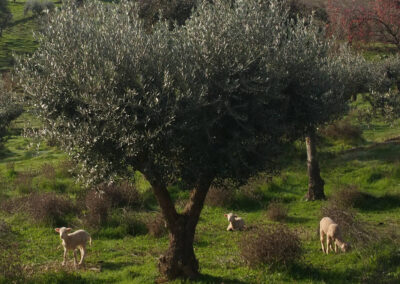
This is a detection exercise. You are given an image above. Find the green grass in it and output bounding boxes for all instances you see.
[0,99,400,283]
[1,1,400,282]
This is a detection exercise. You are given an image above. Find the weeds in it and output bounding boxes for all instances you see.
[240,225,302,268]
[145,213,167,238]
[266,202,288,222]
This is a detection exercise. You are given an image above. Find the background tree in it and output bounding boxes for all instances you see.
[0,0,13,37]
[17,0,370,280]
[0,76,23,140]
[327,0,400,51]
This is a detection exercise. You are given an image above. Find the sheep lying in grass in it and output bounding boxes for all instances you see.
[55,227,92,268]
[319,217,349,254]
[224,213,245,231]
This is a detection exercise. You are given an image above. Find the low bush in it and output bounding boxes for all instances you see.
[205,186,234,207]
[84,182,142,228]
[321,203,376,245]
[329,184,366,208]
[240,225,302,268]
[27,193,76,226]
[14,169,36,194]
[266,202,288,222]
[145,213,167,238]
[0,193,75,226]
[84,189,111,227]
[320,118,363,143]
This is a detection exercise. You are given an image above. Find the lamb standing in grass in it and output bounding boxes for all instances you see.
[55,227,92,268]
[224,213,245,231]
[319,217,349,254]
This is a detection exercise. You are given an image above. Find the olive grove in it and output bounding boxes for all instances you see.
[17,0,371,280]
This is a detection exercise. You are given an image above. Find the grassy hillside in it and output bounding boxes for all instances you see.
[0,0,40,71]
[1,0,400,283]
[1,99,400,283]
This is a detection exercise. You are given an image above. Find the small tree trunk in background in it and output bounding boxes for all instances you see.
[150,178,211,280]
[305,129,325,201]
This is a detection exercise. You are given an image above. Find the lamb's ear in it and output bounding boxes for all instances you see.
[224,214,227,217]
[66,228,72,232]
[55,228,60,232]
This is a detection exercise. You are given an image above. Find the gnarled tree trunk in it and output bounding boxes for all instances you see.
[305,129,325,201]
[150,178,211,281]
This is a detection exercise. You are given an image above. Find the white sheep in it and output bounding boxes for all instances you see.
[55,227,92,268]
[224,213,245,231]
[319,217,349,254]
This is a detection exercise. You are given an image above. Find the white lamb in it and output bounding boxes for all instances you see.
[224,213,245,231]
[55,227,92,268]
[319,217,349,254]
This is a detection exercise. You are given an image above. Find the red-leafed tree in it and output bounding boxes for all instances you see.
[327,0,400,50]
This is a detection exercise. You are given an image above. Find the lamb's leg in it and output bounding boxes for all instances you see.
[227,223,233,231]
[320,231,325,253]
[79,246,86,266]
[62,248,67,266]
[326,236,331,254]
[73,249,78,268]
[334,242,338,253]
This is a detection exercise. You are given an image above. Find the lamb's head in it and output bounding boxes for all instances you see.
[55,227,72,239]
[224,213,236,223]
[340,242,350,252]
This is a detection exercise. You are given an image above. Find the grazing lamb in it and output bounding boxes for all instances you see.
[55,227,92,267]
[319,217,349,254]
[224,213,245,231]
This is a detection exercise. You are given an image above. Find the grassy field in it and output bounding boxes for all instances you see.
[1,101,400,283]
[1,1,400,283]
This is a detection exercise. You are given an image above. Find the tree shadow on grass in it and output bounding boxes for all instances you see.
[355,193,400,212]
[192,273,248,284]
[287,262,356,284]
[101,261,133,271]
[285,216,311,224]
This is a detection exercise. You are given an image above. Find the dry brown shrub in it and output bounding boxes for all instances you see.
[266,202,288,222]
[57,160,75,178]
[145,213,167,238]
[320,118,363,143]
[205,186,233,207]
[41,163,56,180]
[0,193,75,226]
[329,184,366,208]
[14,169,37,194]
[27,193,76,226]
[85,189,112,227]
[240,225,302,267]
[321,203,376,245]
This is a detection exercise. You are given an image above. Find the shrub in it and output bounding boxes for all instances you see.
[41,163,56,180]
[240,225,302,267]
[98,182,141,209]
[320,118,363,143]
[321,203,376,245]
[14,169,36,194]
[329,184,366,208]
[84,189,111,227]
[266,202,288,222]
[145,213,167,238]
[205,186,234,207]
[24,0,54,16]
[27,193,76,226]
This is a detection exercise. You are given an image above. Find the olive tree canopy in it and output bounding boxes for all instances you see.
[17,0,366,279]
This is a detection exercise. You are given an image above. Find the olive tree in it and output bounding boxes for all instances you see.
[367,55,400,121]
[17,0,368,279]
[0,78,22,139]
